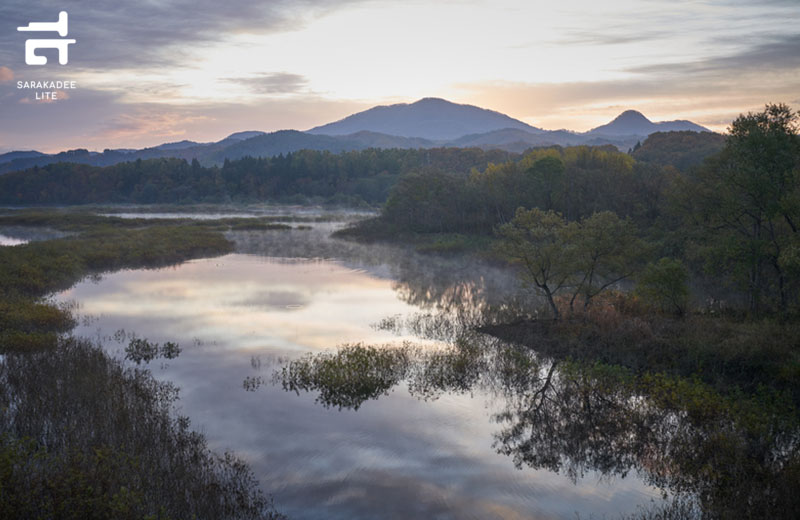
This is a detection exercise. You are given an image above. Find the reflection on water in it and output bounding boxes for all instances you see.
[273,328,800,518]
[0,234,26,246]
[56,225,663,519]
[100,206,376,221]
[0,226,66,246]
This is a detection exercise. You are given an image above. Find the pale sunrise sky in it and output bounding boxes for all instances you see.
[1,0,799,152]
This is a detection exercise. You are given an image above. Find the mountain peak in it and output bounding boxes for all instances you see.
[613,110,651,123]
[413,97,449,104]
[308,97,543,140]
[589,109,708,136]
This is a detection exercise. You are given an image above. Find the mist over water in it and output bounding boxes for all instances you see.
[55,218,664,519]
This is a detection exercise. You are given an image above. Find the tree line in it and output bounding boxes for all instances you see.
[0,147,513,206]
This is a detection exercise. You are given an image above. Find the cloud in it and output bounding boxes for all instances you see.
[453,28,800,133]
[94,106,212,143]
[224,72,309,95]
[554,27,670,47]
[456,71,800,133]
[2,0,798,150]
[0,82,367,152]
[0,0,365,70]
[628,34,800,76]
[0,66,13,82]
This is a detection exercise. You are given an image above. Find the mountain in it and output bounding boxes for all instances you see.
[588,110,710,137]
[224,131,267,141]
[210,130,353,161]
[448,128,588,150]
[308,97,544,140]
[0,100,713,175]
[154,140,202,151]
[340,131,435,149]
[0,150,45,165]
[209,130,436,162]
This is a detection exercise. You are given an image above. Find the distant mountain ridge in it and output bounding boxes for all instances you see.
[308,97,544,140]
[154,140,202,151]
[0,150,46,165]
[0,100,713,174]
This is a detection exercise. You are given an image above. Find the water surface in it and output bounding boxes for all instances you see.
[0,226,65,246]
[56,225,663,519]
[0,234,26,246]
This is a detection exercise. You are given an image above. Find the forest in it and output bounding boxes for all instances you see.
[0,147,513,206]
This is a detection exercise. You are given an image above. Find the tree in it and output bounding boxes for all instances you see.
[569,211,642,311]
[497,208,576,319]
[685,103,800,314]
[498,208,647,319]
[526,156,565,211]
[636,258,690,316]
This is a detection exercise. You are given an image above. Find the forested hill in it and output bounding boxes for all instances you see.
[0,147,514,206]
[632,131,725,171]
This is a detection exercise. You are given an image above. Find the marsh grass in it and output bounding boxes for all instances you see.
[0,338,284,520]
[0,211,285,518]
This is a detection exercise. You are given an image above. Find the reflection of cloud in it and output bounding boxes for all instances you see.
[0,66,12,82]
[224,72,309,95]
[180,353,659,520]
[63,254,424,351]
[235,290,310,311]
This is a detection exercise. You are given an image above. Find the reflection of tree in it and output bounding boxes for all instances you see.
[487,348,800,518]
[494,362,669,480]
[275,344,413,411]
[270,333,800,518]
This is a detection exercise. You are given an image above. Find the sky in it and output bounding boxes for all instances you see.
[0,0,798,153]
